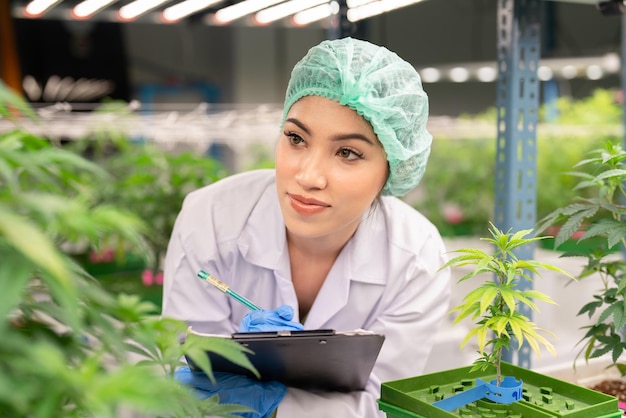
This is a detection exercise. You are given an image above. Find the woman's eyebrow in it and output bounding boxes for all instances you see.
[285,118,310,135]
[285,117,376,146]
[331,133,376,146]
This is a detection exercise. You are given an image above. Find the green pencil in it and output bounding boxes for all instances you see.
[197,269,261,311]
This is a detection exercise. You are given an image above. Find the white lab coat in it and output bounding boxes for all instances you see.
[162,169,451,418]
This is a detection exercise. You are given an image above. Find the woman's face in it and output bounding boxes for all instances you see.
[275,95,389,241]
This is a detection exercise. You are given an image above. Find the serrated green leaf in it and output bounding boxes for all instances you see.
[498,286,516,314]
[519,289,557,306]
[590,344,612,359]
[0,205,70,283]
[556,208,598,247]
[598,303,620,325]
[183,333,259,380]
[578,300,602,317]
[595,168,626,181]
[0,251,33,320]
[479,285,500,314]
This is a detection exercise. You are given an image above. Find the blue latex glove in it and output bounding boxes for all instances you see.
[175,367,286,418]
[239,304,304,332]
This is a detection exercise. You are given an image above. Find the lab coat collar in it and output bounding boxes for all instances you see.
[237,183,286,271]
[305,217,389,328]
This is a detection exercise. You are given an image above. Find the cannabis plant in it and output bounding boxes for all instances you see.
[0,81,254,417]
[442,223,571,385]
[99,143,229,279]
[63,99,229,283]
[537,141,626,375]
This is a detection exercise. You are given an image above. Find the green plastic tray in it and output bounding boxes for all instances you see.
[379,362,621,418]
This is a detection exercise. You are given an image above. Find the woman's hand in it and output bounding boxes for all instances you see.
[239,304,304,332]
[175,367,286,418]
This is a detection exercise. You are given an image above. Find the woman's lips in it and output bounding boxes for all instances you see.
[288,194,330,216]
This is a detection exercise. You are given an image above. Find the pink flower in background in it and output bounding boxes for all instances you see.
[89,248,115,263]
[443,203,464,225]
[142,269,154,286]
[141,270,164,286]
[545,225,586,240]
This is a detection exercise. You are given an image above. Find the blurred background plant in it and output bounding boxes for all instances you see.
[61,100,230,307]
[413,88,620,238]
[0,81,254,417]
[536,140,626,376]
[102,143,228,275]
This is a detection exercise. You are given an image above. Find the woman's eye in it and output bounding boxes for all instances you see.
[286,132,304,145]
[338,147,364,160]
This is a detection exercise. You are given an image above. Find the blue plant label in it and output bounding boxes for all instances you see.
[433,376,523,411]
[482,376,523,404]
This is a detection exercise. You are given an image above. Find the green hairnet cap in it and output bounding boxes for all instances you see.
[281,37,432,197]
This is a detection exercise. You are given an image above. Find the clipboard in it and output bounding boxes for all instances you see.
[186,329,385,392]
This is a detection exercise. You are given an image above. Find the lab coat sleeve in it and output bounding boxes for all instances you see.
[276,232,452,418]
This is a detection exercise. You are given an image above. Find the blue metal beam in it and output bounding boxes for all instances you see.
[495,0,542,368]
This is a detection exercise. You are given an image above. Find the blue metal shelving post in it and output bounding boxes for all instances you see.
[495,0,542,368]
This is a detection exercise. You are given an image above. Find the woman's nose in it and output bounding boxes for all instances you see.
[295,152,327,190]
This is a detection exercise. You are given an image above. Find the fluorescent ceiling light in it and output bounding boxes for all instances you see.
[292,2,334,25]
[118,0,170,19]
[24,0,62,16]
[255,0,327,24]
[561,65,577,79]
[347,0,424,22]
[23,75,42,101]
[214,0,284,23]
[476,66,497,82]
[449,67,469,83]
[586,65,603,80]
[73,0,118,18]
[420,68,440,83]
[537,66,553,81]
[162,0,223,21]
[602,53,620,73]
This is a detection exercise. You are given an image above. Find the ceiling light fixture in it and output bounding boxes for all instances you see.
[476,66,497,82]
[118,0,171,20]
[449,67,470,83]
[586,64,603,80]
[72,0,118,18]
[537,66,553,81]
[214,0,284,24]
[162,0,223,22]
[347,0,424,22]
[561,65,577,79]
[255,0,327,24]
[292,2,333,25]
[420,68,440,83]
[23,0,62,16]
[602,52,620,73]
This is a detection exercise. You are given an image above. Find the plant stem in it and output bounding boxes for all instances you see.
[496,345,502,386]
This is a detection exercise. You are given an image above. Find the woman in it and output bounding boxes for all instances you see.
[162,37,451,418]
